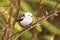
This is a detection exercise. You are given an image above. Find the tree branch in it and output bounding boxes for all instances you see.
[12,10,60,40]
[9,0,21,40]
[2,0,14,40]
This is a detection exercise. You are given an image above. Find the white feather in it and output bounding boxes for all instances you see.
[20,12,32,27]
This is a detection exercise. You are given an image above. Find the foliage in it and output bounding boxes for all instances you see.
[0,0,60,40]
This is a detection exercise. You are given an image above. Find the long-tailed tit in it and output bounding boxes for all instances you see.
[16,12,33,28]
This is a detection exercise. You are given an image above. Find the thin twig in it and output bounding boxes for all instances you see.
[31,0,43,40]
[11,1,60,39]
[0,7,8,26]
[2,0,14,40]
[0,17,6,33]
[9,0,20,40]
[0,13,7,26]
[0,17,6,26]
[12,10,60,40]
[49,1,60,14]
[47,2,60,23]
[35,0,43,17]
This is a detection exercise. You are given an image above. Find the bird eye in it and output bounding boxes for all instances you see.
[28,15,30,16]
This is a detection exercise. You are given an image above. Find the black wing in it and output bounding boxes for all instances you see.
[16,17,24,22]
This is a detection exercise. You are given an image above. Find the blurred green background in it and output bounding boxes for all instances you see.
[0,0,60,40]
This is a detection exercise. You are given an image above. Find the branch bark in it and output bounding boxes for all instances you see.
[9,0,20,40]
[12,10,60,40]
[2,0,14,40]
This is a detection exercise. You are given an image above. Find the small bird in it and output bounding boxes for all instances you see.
[16,12,33,28]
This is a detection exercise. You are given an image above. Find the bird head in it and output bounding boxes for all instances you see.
[24,12,32,18]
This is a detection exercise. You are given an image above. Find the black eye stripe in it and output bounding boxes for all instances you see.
[28,15,32,17]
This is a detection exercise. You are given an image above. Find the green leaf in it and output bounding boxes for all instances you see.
[35,24,42,33]
[41,20,60,36]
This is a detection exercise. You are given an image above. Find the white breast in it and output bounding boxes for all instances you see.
[20,17,32,27]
